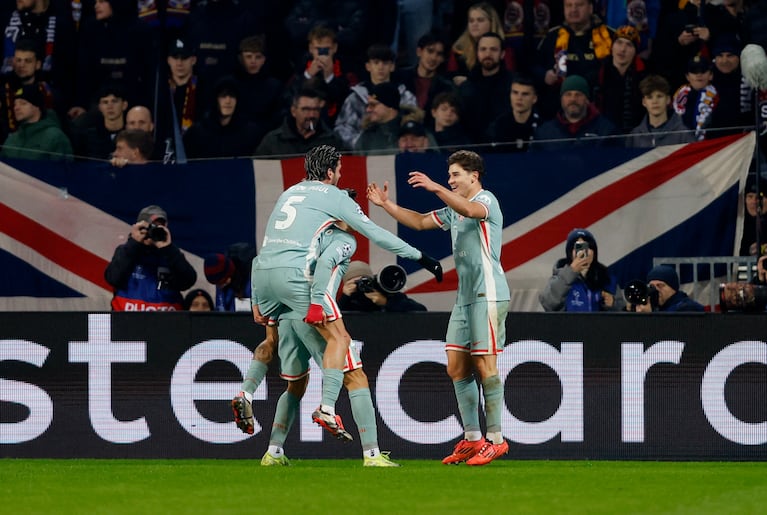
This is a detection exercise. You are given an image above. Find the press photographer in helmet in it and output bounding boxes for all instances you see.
[339,260,427,312]
[539,228,624,312]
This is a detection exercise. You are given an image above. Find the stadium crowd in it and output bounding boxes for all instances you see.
[0,0,765,162]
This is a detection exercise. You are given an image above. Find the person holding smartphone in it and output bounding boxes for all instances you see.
[539,228,625,312]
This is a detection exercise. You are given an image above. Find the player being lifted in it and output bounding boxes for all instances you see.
[233,144,442,446]
[367,150,510,466]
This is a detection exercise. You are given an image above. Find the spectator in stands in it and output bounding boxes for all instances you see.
[534,0,614,118]
[534,74,618,151]
[0,84,72,161]
[285,26,354,127]
[710,35,751,136]
[626,74,695,148]
[672,55,719,141]
[339,260,427,312]
[104,204,197,311]
[71,0,153,117]
[72,83,128,160]
[110,129,153,167]
[632,265,705,312]
[595,25,647,133]
[458,31,514,144]
[447,2,509,87]
[184,76,263,159]
[233,35,284,134]
[739,174,767,257]
[255,87,342,157]
[429,91,471,152]
[398,119,433,153]
[334,43,417,150]
[183,288,214,311]
[397,31,454,118]
[603,0,658,61]
[155,38,200,163]
[355,81,403,153]
[1,0,76,106]
[486,73,540,152]
[125,105,173,162]
[203,244,256,312]
[1,39,61,140]
[125,105,154,133]
[283,0,369,73]
[539,228,624,312]
[185,0,261,102]
[652,0,714,91]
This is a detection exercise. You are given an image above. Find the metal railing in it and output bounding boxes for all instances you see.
[651,256,759,310]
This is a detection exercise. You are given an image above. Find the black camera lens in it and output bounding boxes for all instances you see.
[356,276,376,293]
[147,223,167,242]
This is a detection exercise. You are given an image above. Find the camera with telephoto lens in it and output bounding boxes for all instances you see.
[624,280,659,309]
[356,264,408,294]
[146,222,167,242]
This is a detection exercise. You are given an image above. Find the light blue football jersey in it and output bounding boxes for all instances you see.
[431,189,510,306]
[256,181,420,277]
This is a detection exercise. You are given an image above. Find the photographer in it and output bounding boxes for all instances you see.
[629,265,704,313]
[104,205,197,311]
[539,229,624,312]
[339,260,426,313]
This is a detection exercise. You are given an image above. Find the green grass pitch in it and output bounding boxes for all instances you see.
[2,459,765,514]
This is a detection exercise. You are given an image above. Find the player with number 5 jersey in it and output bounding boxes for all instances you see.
[252,144,443,441]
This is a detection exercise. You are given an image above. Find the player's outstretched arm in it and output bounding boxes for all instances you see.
[408,171,486,219]
[367,181,438,231]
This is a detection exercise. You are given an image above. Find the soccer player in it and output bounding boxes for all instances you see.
[367,150,510,466]
[240,144,441,440]
[234,222,399,466]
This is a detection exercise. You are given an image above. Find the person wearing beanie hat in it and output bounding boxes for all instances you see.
[560,75,591,99]
[595,25,647,132]
[202,243,257,311]
[339,260,426,313]
[204,254,236,285]
[640,265,704,312]
[540,228,624,312]
[104,204,197,311]
[534,74,618,151]
[0,84,73,161]
[355,82,403,153]
[183,289,214,311]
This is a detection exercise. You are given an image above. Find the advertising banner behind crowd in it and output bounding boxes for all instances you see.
[0,133,755,311]
[2,312,765,460]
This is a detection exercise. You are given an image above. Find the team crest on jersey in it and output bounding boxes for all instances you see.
[355,204,370,222]
[475,193,492,205]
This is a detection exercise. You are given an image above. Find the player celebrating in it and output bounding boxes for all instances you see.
[367,150,510,466]
[234,221,399,466]
[241,144,442,441]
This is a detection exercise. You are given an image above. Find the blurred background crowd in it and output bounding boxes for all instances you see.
[0,0,765,163]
